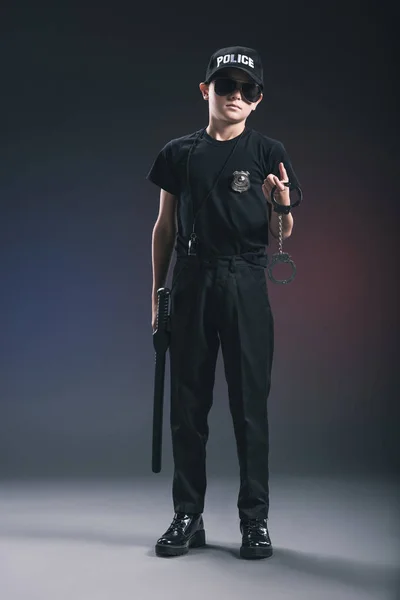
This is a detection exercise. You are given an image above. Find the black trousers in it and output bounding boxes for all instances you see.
[169,251,274,521]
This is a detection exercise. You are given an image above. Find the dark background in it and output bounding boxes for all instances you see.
[1,1,398,480]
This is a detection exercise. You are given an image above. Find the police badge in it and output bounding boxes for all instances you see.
[231,171,250,193]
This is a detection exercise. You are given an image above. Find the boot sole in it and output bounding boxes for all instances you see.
[155,529,206,557]
[240,545,273,560]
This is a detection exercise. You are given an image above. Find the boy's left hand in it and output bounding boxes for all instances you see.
[262,162,290,206]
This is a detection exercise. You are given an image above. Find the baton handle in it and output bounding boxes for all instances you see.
[151,288,171,473]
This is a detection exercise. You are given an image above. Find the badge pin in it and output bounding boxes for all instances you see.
[231,171,250,193]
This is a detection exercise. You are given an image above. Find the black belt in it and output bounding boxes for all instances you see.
[176,250,268,269]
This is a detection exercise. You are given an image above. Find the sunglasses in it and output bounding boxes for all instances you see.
[212,77,262,103]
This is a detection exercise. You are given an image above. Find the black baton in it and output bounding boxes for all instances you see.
[151,287,171,473]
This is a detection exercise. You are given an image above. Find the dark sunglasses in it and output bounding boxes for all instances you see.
[212,77,262,103]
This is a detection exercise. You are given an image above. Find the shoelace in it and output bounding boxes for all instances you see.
[166,514,189,534]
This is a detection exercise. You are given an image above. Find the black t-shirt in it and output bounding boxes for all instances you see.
[146,127,300,257]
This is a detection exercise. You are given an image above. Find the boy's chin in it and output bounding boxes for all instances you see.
[220,111,246,124]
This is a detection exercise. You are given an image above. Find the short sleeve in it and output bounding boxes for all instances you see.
[269,141,301,189]
[146,141,180,196]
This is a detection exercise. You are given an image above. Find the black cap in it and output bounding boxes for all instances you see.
[205,46,263,89]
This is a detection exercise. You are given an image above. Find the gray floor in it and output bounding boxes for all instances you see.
[0,475,398,600]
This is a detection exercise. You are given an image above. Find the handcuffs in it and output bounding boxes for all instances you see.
[267,182,303,284]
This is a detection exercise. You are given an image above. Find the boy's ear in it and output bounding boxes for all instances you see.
[252,93,263,111]
[199,82,209,100]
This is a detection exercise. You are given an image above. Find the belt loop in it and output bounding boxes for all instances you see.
[229,256,236,273]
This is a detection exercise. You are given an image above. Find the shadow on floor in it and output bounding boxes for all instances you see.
[266,546,397,594]
[151,540,398,596]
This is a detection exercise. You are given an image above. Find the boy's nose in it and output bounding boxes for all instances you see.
[229,88,242,99]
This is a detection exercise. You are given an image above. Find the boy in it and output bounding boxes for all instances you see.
[146,46,300,559]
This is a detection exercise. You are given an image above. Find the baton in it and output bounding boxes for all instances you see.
[152,287,171,473]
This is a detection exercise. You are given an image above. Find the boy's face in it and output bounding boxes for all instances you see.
[200,67,263,123]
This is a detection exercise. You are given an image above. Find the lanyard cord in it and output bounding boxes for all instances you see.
[186,127,246,235]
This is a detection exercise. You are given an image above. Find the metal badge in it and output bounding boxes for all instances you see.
[231,171,250,193]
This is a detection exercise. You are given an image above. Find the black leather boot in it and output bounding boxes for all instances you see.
[155,513,206,557]
[240,518,273,559]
